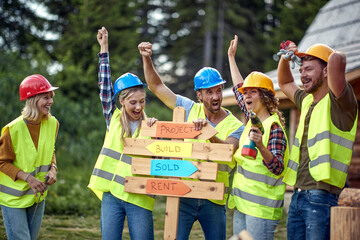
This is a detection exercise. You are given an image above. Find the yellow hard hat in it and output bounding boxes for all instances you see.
[238,71,275,95]
[296,43,334,63]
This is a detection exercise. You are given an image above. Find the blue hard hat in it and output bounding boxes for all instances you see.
[114,73,146,96]
[194,67,226,91]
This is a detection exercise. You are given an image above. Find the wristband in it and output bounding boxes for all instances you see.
[25,173,31,182]
[51,163,58,172]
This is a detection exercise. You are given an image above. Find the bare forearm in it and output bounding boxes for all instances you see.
[328,51,346,97]
[100,44,108,53]
[278,56,294,87]
[142,56,163,92]
[228,56,244,86]
[277,56,298,102]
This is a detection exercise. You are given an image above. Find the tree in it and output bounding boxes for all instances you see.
[0,0,58,57]
[265,0,329,70]
[151,0,270,98]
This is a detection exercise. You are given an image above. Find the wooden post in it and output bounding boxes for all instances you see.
[164,107,185,240]
[123,106,228,239]
[330,207,360,240]
[330,188,360,239]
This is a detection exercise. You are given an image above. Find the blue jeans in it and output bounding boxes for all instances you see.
[100,192,154,240]
[287,189,338,240]
[233,209,279,240]
[1,200,45,240]
[177,198,226,240]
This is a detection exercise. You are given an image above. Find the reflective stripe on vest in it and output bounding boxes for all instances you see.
[228,113,289,220]
[237,165,285,187]
[88,108,155,210]
[0,116,57,208]
[185,103,243,205]
[231,188,283,209]
[283,94,357,188]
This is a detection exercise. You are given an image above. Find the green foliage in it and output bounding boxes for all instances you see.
[51,91,105,167]
[265,0,329,70]
[0,0,56,55]
[45,166,101,215]
[0,52,28,128]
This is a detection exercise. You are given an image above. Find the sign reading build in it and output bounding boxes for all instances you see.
[123,107,234,240]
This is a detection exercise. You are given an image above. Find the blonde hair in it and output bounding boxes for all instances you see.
[21,92,54,121]
[119,86,146,141]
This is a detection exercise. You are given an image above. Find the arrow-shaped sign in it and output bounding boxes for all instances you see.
[124,138,234,162]
[125,176,225,200]
[150,159,198,177]
[146,141,192,158]
[140,121,218,140]
[146,179,191,196]
[156,122,200,139]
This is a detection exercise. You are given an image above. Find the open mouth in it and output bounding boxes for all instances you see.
[245,100,253,107]
[211,101,221,110]
[132,111,141,119]
[301,78,311,85]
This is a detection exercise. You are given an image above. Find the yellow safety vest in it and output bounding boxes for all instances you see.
[88,108,155,211]
[0,116,57,208]
[283,94,358,188]
[228,113,289,220]
[185,103,243,205]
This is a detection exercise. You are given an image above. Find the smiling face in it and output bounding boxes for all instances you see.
[242,87,265,114]
[36,92,54,117]
[299,59,326,94]
[120,88,146,121]
[197,85,223,114]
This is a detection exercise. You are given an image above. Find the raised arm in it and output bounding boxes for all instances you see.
[228,35,248,117]
[277,42,300,103]
[228,35,244,86]
[138,42,177,109]
[327,51,346,98]
[97,27,116,129]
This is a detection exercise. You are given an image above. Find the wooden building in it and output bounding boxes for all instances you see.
[222,0,360,187]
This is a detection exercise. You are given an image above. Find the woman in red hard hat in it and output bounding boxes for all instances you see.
[0,74,59,240]
[227,35,289,240]
[88,27,156,240]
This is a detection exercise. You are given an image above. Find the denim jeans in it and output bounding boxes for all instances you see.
[233,209,279,240]
[1,200,45,240]
[287,189,338,240]
[177,198,226,240]
[100,192,154,240]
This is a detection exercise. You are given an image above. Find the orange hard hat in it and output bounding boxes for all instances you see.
[19,74,58,101]
[238,71,275,95]
[296,43,334,63]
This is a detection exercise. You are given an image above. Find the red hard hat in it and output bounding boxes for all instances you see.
[19,74,58,101]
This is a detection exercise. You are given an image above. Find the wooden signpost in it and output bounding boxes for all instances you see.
[124,107,233,239]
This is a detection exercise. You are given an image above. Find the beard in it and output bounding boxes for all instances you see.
[203,99,222,114]
[303,71,324,94]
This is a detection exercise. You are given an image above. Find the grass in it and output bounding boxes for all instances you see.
[0,196,287,239]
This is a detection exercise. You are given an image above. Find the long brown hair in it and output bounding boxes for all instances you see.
[118,86,146,141]
[258,88,286,128]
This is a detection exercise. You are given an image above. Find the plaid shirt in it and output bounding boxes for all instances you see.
[232,83,286,175]
[98,52,116,130]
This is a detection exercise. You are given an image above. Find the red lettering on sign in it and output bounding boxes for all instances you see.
[146,179,191,196]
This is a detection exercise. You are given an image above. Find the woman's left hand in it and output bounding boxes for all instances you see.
[45,168,57,185]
